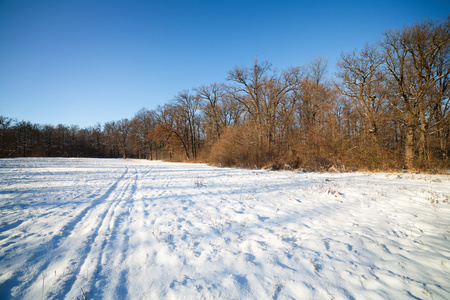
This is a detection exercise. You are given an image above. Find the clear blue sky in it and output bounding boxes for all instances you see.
[1,0,449,128]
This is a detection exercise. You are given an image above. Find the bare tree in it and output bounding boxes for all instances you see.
[431,39,450,159]
[195,83,229,142]
[337,44,387,137]
[174,90,202,159]
[261,66,302,154]
[228,59,302,163]
[294,57,336,160]
[116,119,131,159]
[0,116,14,157]
[130,108,158,159]
[227,59,271,145]
[103,121,120,158]
[381,17,450,167]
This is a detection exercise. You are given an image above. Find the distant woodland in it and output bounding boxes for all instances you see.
[1,17,449,171]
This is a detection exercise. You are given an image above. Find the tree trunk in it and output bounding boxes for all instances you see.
[149,144,153,160]
[405,120,415,169]
[418,97,428,162]
[439,127,448,160]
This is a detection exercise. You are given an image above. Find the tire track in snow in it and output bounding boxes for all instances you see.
[62,166,139,299]
[105,168,139,299]
[17,166,133,299]
[5,166,130,299]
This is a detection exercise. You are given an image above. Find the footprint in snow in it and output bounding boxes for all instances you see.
[324,240,330,251]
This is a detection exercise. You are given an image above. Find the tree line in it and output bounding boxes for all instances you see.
[1,17,449,171]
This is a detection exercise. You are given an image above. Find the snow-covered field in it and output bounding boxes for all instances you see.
[0,158,449,299]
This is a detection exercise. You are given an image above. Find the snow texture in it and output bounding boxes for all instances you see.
[0,158,449,299]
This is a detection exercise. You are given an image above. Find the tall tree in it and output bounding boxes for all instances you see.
[227,59,271,150]
[130,108,158,159]
[381,17,450,167]
[195,83,229,142]
[337,44,386,138]
[0,116,14,157]
[228,59,301,163]
[117,119,131,159]
[174,90,202,159]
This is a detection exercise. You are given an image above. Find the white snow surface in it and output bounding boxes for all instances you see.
[0,158,449,299]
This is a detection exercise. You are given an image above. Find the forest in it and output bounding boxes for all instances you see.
[1,17,449,171]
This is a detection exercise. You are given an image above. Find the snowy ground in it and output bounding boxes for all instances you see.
[0,158,449,300]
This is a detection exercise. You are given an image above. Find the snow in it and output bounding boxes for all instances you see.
[0,158,449,299]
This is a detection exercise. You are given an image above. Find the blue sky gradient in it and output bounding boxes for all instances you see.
[1,0,449,127]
